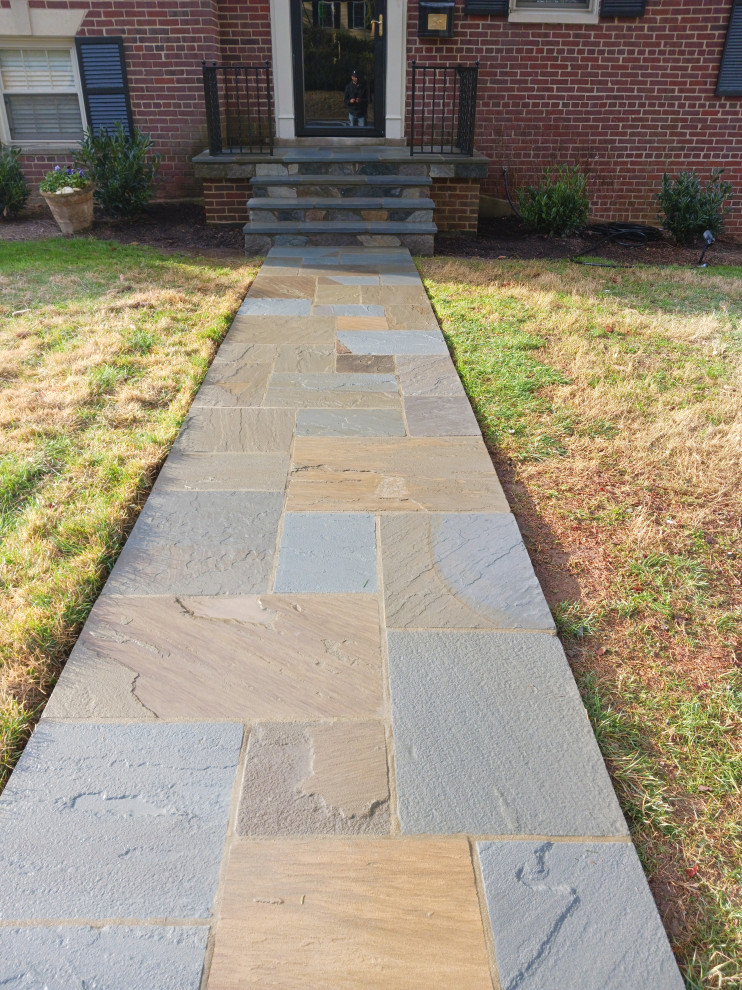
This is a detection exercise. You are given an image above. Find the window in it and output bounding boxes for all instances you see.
[509,0,600,22]
[0,44,86,144]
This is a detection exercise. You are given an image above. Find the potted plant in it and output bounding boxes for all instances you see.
[39,165,93,234]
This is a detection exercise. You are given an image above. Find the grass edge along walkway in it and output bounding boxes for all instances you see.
[0,237,259,791]
[418,255,742,990]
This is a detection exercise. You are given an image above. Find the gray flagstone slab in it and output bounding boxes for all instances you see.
[336,330,448,356]
[404,395,480,436]
[102,490,282,596]
[154,452,289,492]
[387,630,628,837]
[174,407,295,453]
[0,926,209,990]
[381,513,555,630]
[0,722,242,919]
[238,297,312,316]
[296,408,406,437]
[477,839,685,990]
[274,512,378,593]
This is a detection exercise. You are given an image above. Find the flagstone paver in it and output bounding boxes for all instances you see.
[208,838,493,989]
[44,594,384,720]
[0,927,209,990]
[381,513,555,630]
[1,245,683,987]
[0,722,242,919]
[237,721,390,836]
[477,840,686,990]
[102,490,282,595]
[388,630,628,836]
[274,512,378,592]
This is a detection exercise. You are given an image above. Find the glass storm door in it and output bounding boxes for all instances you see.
[291,0,386,136]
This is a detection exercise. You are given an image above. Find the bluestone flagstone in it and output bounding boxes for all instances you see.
[0,722,242,919]
[312,304,386,317]
[102,490,282,595]
[0,926,209,990]
[296,408,406,437]
[274,512,378,592]
[336,330,448,355]
[404,395,480,436]
[381,514,555,630]
[387,630,628,836]
[396,355,467,396]
[237,721,390,836]
[273,344,335,372]
[477,840,685,990]
[238,297,311,316]
[45,594,383,720]
[174,407,295,453]
[154,452,289,492]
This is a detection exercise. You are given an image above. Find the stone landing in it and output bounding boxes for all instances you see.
[0,246,684,990]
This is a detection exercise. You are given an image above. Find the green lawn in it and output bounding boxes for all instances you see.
[418,255,742,989]
[0,239,258,789]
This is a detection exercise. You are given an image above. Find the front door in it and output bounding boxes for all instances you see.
[291,0,386,137]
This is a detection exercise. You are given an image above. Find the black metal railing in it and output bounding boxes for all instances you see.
[410,60,479,156]
[202,60,274,155]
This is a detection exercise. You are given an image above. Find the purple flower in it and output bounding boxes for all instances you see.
[54,165,61,172]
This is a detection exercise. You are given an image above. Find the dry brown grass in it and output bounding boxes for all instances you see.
[420,256,742,988]
[0,239,258,788]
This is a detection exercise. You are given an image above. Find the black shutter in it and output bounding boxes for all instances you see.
[600,0,647,14]
[718,0,742,96]
[75,37,134,135]
[464,0,508,14]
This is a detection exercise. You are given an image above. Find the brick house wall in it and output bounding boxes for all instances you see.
[406,0,742,236]
[2,0,263,201]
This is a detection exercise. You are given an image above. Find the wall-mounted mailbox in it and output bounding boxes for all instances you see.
[419,1,455,38]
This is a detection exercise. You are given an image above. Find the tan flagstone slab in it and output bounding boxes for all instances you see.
[228,316,337,345]
[273,345,335,373]
[249,276,317,300]
[360,285,431,306]
[50,594,383,720]
[237,720,390,836]
[335,315,390,331]
[264,372,400,410]
[174,408,295,453]
[313,284,363,304]
[193,378,272,408]
[287,437,508,512]
[208,838,493,989]
[154,452,290,492]
[335,353,396,374]
[385,305,439,331]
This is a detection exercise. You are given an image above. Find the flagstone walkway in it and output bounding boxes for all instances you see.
[0,247,684,989]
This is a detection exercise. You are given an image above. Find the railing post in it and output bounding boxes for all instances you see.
[410,60,416,156]
[202,61,223,155]
[265,59,274,155]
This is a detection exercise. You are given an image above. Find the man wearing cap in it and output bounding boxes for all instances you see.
[344,69,369,127]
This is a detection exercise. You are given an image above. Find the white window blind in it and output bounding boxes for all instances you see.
[0,47,84,141]
[514,0,591,8]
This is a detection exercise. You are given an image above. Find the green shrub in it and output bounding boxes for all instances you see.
[657,168,733,245]
[516,164,590,237]
[75,122,160,218]
[0,147,30,219]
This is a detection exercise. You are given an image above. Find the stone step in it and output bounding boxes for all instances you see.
[251,175,432,200]
[252,175,433,186]
[244,221,437,236]
[248,197,435,210]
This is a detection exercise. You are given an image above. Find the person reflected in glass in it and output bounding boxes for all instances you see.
[344,69,369,127]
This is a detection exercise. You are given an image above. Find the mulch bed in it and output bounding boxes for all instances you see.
[3,201,742,267]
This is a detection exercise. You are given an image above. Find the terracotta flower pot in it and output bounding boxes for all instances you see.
[41,186,94,234]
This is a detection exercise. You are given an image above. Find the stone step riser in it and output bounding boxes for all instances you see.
[249,208,435,224]
[243,232,435,255]
[253,186,432,200]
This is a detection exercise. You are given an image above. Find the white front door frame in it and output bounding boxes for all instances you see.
[270,0,407,141]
